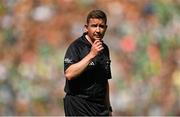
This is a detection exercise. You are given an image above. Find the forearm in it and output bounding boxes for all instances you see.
[65,53,94,80]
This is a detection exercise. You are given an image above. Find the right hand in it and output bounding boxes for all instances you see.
[89,40,104,58]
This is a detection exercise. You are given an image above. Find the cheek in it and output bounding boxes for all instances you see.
[101,29,106,34]
[88,29,95,34]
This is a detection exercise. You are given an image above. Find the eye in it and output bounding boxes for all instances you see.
[99,25,106,28]
[91,24,97,27]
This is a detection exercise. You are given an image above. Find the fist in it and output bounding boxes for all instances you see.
[90,40,104,58]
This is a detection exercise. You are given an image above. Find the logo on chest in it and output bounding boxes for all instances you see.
[89,61,95,66]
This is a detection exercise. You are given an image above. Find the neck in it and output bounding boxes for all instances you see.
[85,35,93,44]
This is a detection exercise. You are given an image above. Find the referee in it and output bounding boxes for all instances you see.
[63,9,112,116]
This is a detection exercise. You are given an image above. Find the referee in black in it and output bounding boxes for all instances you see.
[63,9,112,116]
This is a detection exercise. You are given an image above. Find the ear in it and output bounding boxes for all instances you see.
[105,25,108,29]
[102,25,107,32]
[84,24,88,34]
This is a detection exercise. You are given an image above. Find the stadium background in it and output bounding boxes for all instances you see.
[0,0,179,116]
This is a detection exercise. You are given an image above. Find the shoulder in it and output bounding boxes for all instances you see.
[68,36,84,49]
[103,43,109,51]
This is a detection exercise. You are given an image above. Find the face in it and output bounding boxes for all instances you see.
[85,18,107,42]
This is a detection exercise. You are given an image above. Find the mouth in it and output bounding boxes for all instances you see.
[94,34,102,39]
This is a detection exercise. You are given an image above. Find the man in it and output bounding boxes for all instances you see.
[63,9,112,116]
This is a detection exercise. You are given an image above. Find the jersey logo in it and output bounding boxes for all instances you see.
[89,61,95,66]
[64,58,73,63]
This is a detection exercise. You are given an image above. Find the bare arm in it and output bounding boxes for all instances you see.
[65,40,103,80]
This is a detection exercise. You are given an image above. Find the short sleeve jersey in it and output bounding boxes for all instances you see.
[64,34,112,102]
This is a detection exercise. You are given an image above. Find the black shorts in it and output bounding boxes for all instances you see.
[63,94,109,116]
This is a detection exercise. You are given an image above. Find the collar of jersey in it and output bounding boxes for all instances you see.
[81,34,92,47]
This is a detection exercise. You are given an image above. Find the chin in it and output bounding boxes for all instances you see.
[94,38,102,40]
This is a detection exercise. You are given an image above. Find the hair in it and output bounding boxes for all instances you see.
[86,10,107,24]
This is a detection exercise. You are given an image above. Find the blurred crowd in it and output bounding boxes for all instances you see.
[0,0,179,116]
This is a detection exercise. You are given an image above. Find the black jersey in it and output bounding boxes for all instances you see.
[64,34,112,103]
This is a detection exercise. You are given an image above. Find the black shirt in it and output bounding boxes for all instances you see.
[64,34,112,103]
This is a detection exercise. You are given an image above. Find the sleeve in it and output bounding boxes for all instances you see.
[64,43,79,71]
[105,45,112,79]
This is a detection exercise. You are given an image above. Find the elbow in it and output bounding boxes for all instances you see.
[65,68,79,80]
[64,72,73,80]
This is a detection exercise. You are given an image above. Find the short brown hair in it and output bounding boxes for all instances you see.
[86,10,107,24]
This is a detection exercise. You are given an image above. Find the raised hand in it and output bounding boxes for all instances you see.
[89,40,104,58]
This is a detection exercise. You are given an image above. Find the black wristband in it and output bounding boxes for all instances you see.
[108,106,113,112]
